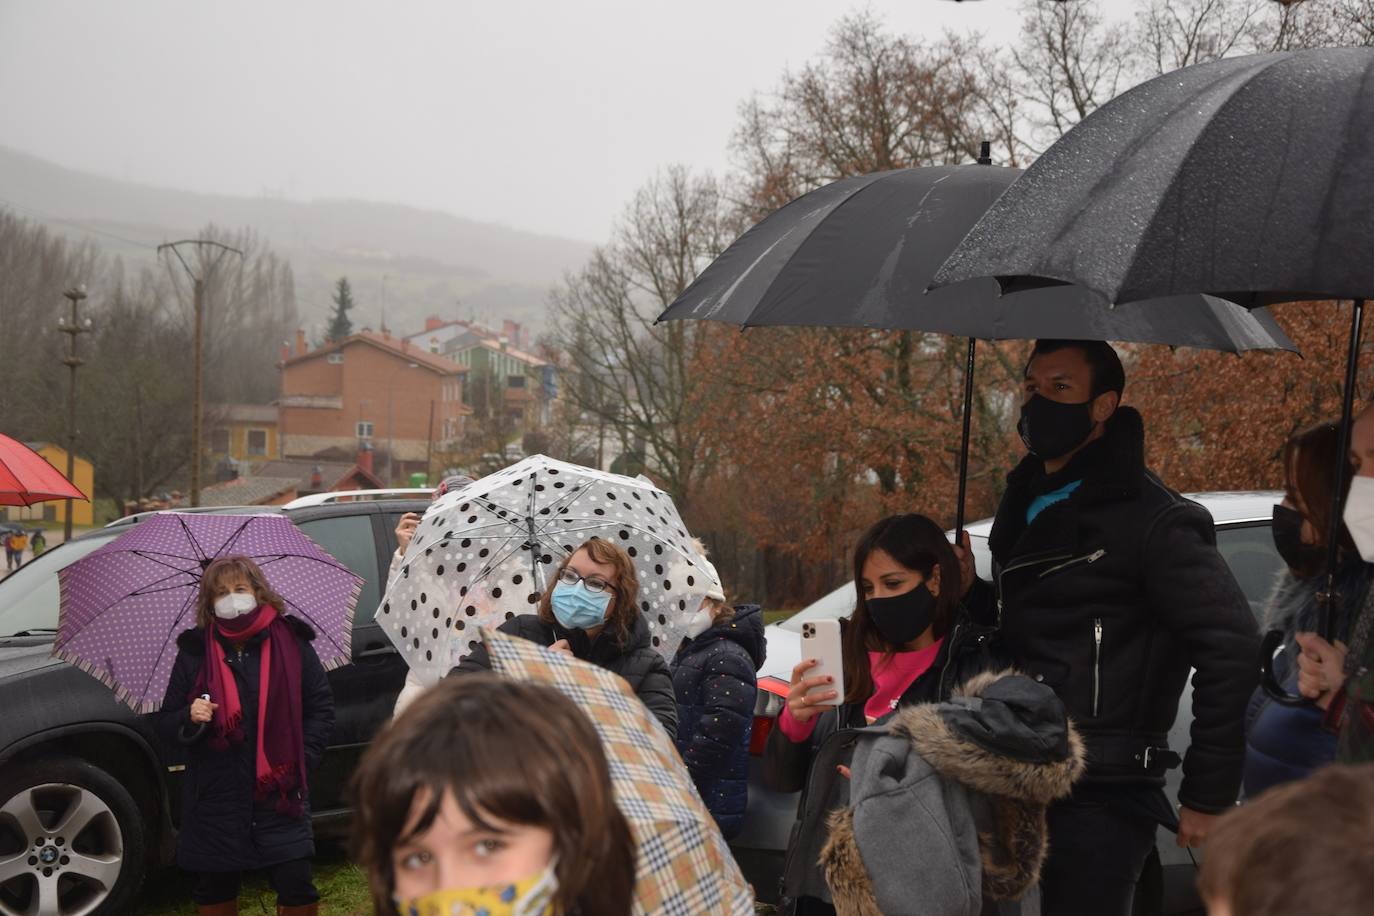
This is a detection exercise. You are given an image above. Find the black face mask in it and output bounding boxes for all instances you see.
[1018,394,1097,461]
[1272,504,1324,574]
[866,582,937,647]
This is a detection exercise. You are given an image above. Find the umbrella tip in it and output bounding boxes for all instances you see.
[977,141,992,166]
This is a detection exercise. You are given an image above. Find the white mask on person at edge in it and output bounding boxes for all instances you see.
[1343,475,1374,563]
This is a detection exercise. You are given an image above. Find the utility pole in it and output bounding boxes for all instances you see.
[158,239,244,507]
[58,286,89,542]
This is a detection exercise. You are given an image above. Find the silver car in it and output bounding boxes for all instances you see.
[733,491,1282,911]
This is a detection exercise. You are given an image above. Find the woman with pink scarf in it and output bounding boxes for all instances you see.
[157,556,335,916]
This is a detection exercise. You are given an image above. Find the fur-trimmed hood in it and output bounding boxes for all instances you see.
[820,670,1085,916]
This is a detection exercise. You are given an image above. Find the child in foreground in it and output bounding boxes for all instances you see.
[350,674,636,916]
[1198,763,1374,916]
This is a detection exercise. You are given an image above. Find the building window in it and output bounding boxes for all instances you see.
[357,421,374,439]
[507,375,526,389]
[327,353,344,365]
[210,428,231,454]
[246,429,268,456]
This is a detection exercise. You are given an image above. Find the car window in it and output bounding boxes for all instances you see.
[1215,522,1282,620]
[0,535,116,637]
[295,515,382,624]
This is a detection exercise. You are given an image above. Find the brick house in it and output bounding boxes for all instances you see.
[278,330,470,484]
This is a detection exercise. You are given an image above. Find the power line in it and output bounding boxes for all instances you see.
[0,195,160,250]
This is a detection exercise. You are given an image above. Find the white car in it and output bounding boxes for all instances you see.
[733,491,1282,911]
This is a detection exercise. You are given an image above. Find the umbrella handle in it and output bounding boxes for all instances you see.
[180,693,211,744]
[1258,629,1310,707]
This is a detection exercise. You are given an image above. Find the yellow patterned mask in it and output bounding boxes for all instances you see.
[395,861,559,916]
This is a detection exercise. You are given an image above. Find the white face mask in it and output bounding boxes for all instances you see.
[213,592,258,620]
[683,605,715,639]
[1343,474,1374,563]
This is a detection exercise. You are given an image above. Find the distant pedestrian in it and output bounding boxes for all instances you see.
[30,530,45,556]
[670,549,765,840]
[156,556,335,916]
[351,674,636,916]
[387,475,475,717]
[5,530,27,570]
[1198,764,1374,916]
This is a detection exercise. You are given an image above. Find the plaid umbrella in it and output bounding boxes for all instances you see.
[380,455,716,681]
[0,433,86,507]
[56,512,361,712]
[483,627,754,915]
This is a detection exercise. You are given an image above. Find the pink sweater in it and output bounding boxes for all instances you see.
[778,639,944,742]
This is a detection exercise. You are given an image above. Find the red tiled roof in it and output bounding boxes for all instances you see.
[283,331,468,375]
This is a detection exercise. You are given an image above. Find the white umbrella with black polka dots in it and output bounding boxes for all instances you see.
[377,455,716,682]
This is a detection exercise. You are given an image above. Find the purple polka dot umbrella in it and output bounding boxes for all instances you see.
[55,512,362,713]
[380,456,717,682]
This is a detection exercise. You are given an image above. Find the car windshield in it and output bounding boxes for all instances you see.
[0,534,116,637]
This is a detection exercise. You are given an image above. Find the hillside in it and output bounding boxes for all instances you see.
[0,145,594,334]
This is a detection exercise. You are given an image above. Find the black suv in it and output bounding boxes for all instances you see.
[0,493,426,915]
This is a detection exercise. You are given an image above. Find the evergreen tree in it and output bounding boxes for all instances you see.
[328,277,355,341]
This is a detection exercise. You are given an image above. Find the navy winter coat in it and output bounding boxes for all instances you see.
[156,617,335,873]
[671,604,766,839]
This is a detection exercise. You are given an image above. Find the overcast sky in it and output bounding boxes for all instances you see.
[0,0,1136,243]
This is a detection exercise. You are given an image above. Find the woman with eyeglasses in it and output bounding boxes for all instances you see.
[448,536,678,738]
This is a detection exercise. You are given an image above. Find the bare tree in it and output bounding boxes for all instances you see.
[1013,0,1132,146]
[1136,0,1263,74]
[550,167,730,509]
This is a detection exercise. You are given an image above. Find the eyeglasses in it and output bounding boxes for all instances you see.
[557,567,615,594]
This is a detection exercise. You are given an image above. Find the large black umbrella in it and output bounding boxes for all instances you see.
[659,160,1296,534]
[932,47,1374,679]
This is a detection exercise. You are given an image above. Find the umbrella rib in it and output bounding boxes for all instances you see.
[175,514,210,564]
[277,592,351,660]
[249,552,355,575]
[216,516,258,560]
[124,550,205,577]
[126,577,201,598]
[138,585,203,705]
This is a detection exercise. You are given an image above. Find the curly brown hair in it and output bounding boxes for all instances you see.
[536,537,641,646]
[195,556,286,628]
[349,675,636,915]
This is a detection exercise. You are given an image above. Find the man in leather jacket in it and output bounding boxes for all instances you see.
[959,340,1259,916]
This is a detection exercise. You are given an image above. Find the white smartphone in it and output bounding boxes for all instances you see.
[799,618,844,707]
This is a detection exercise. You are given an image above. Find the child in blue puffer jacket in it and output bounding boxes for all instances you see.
[670,558,766,839]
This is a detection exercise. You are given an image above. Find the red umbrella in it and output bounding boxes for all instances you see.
[0,433,87,507]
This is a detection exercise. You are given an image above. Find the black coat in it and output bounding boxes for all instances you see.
[156,617,335,873]
[763,616,998,913]
[452,612,678,739]
[671,605,766,840]
[965,406,1259,814]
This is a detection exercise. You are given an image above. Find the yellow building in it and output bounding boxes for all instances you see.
[6,443,94,527]
[209,404,280,464]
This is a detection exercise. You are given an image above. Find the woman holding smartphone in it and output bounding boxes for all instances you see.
[764,514,999,916]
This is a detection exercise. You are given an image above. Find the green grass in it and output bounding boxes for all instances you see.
[762,608,798,626]
[134,842,371,915]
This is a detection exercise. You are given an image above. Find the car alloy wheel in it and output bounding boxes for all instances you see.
[0,783,123,916]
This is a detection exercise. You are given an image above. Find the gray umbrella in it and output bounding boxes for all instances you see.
[658,160,1296,533]
[933,48,1374,645]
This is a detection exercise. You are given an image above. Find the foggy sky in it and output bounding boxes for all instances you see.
[0,0,1134,244]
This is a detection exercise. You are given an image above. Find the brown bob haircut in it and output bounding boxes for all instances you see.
[1198,763,1374,916]
[349,675,636,915]
[843,514,961,705]
[195,555,286,628]
[1283,420,1356,575]
[537,536,641,646]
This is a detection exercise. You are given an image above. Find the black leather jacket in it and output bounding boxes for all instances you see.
[965,407,1259,813]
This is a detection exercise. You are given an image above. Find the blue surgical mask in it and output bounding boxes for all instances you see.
[550,580,611,631]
